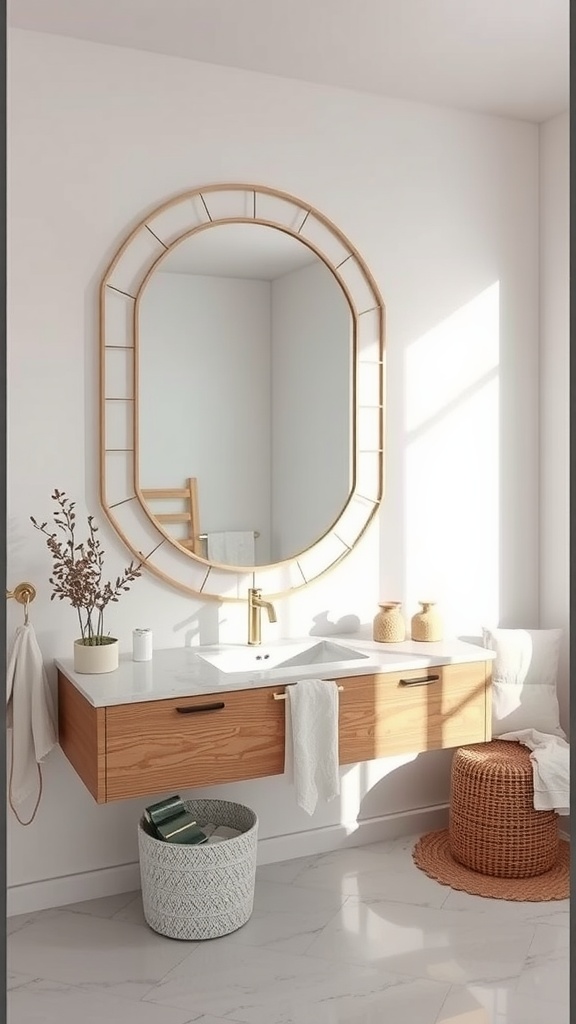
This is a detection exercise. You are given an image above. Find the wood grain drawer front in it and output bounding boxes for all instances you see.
[57,672,107,803]
[339,661,489,764]
[105,686,285,801]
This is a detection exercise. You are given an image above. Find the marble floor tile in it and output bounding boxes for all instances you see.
[6,907,61,934]
[217,904,343,956]
[6,833,569,1024]
[142,941,450,1023]
[262,840,450,907]
[111,892,147,927]
[7,977,200,1024]
[252,877,347,915]
[494,1006,569,1024]
[441,888,570,926]
[305,896,535,984]
[524,919,570,955]
[218,877,346,955]
[437,980,570,1024]
[194,1018,252,1024]
[513,923,569,1004]
[261,846,390,892]
[256,853,319,886]
[7,912,37,936]
[7,971,38,991]
[368,831,427,860]
[55,889,141,919]
[7,908,197,1001]
[435,984,502,1023]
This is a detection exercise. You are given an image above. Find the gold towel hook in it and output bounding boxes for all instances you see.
[6,582,37,625]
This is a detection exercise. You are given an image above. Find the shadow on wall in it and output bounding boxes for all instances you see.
[310,612,362,636]
[347,747,453,829]
[169,606,364,646]
[173,603,224,647]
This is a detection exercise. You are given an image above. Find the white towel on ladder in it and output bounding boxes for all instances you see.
[6,624,57,823]
[206,531,255,565]
[285,679,340,815]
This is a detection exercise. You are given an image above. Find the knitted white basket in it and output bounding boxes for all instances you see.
[138,798,258,940]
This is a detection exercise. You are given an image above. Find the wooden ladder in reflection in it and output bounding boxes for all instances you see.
[141,477,203,555]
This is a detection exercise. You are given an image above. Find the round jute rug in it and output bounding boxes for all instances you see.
[413,829,569,901]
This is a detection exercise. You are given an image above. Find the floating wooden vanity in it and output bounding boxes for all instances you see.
[56,642,493,803]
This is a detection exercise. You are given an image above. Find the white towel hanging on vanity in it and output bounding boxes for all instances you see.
[284,678,340,815]
[6,623,57,824]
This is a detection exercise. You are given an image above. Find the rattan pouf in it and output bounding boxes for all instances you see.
[449,740,559,878]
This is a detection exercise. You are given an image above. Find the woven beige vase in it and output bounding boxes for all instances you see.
[411,601,443,641]
[373,602,405,642]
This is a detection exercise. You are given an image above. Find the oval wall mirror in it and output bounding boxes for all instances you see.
[100,183,385,601]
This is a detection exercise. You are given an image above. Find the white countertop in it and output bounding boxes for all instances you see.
[55,634,495,708]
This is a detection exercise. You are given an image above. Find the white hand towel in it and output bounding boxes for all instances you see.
[6,624,58,822]
[498,728,570,815]
[206,531,255,565]
[285,679,340,815]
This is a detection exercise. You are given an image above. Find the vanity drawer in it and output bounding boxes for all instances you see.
[105,686,285,801]
[339,661,490,764]
[58,659,491,804]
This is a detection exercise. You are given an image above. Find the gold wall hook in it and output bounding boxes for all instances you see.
[6,582,37,605]
[6,582,37,624]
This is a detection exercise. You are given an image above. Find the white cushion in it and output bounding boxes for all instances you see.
[482,626,565,738]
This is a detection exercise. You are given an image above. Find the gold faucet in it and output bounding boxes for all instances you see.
[247,587,277,645]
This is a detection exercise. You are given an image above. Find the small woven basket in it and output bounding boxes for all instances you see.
[449,741,559,879]
[138,798,258,940]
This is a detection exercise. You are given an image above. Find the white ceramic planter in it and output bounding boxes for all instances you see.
[73,638,119,674]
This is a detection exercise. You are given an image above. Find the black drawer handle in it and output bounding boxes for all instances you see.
[175,701,226,713]
[399,674,440,687]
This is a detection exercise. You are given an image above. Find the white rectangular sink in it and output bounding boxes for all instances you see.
[196,640,370,675]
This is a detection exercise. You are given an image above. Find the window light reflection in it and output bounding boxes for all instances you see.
[405,283,500,631]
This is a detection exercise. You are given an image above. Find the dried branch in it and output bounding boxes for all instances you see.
[31,489,142,645]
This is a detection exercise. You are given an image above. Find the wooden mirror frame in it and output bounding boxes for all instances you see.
[100,183,385,601]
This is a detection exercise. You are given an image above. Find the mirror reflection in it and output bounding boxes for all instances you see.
[138,222,353,567]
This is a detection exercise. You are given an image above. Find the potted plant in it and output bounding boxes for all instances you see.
[31,489,142,673]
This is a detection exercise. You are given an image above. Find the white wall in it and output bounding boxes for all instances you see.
[539,112,569,734]
[7,28,540,911]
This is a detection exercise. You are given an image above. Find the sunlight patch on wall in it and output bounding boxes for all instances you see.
[404,283,500,634]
